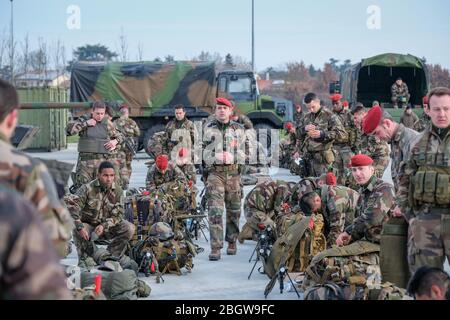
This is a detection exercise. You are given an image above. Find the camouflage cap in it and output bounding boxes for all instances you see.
[98,261,123,272]
[149,222,174,241]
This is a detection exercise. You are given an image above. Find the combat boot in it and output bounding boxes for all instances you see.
[209,248,221,261]
[227,242,237,255]
[237,223,253,244]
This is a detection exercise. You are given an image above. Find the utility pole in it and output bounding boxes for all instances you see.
[10,0,14,84]
[251,0,255,73]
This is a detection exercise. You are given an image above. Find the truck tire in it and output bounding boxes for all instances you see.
[143,124,166,156]
[254,123,275,156]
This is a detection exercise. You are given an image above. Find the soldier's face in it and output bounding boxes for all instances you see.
[175,108,186,121]
[120,108,129,118]
[406,108,412,115]
[92,108,106,122]
[312,194,322,212]
[332,101,342,112]
[353,111,366,128]
[306,99,321,113]
[428,95,450,128]
[98,168,115,188]
[371,122,391,141]
[215,105,232,122]
[351,165,374,185]
[396,80,402,86]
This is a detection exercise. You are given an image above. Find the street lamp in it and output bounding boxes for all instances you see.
[10,0,14,83]
[251,0,255,72]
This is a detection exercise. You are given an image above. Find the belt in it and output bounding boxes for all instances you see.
[80,153,106,161]
[212,164,239,172]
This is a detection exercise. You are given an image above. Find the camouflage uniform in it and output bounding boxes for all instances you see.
[391,82,410,107]
[319,185,360,246]
[114,116,141,189]
[297,107,347,177]
[66,114,124,190]
[400,111,421,131]
[64,179,134,259]
[355,129,390,177]
[147,131,169,160]
[203,118,246,250]
[397,125,450,272]
[165,117,195,156]
[332,108,356,185]
[234,114,254,129]
[177,163,197,184]
[145,162,187,192]
[0,133,73,257]
[0,187,71,300]
[345,175,395,244]
[416,112,430,132]
[294,110,304,127]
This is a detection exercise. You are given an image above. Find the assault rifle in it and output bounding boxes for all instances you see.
[248,223,277,280]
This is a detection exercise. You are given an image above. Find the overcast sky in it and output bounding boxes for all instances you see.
[1,0,449,71]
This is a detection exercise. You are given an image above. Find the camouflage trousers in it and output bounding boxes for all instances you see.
[73,220,135,260]
[305,151,334,177]
[113,151,130,190]
[243,207,275,237]
[74,154,122,190]
[407,212,450,273]
[332,145,354,185]
[206,171,242,249]
[125,151,133,180]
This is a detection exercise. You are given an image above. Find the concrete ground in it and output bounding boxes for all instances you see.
[29,144,449,300]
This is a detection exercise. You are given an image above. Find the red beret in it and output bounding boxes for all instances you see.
[326,172,337,186]
[284,122,294,131]
[350,154,374,167]
[362,105,382,134]
[178,147,188,158]
[342,101,349,107]
[423,96,429,105]
[330,94,342,102]
[216,97,233,108]
[155,155,169,171]
[119,103,129,110]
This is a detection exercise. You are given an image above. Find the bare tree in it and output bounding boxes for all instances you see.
[136,42,144,61]
[118,27,128,62]
[0,28,8,68]
[18,33,31,75]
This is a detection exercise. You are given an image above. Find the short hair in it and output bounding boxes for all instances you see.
[105,105,114,117]
[396,77,402,81]
[98,161,115,173]
[407,266,450,297]
[299,191,319,216]
[381,110,394,121]
[428,87,450,105]
[174,104,185,111]
[92,101,106,110]
[0,78,19,122]
[304,93,318,104]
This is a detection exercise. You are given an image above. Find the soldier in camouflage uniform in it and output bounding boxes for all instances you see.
[238,179,295,243]
[147,131,169,161]
[296,92,347,177]
[64,161,134,263]
[0,184,71,300]
[114,104,141,189]
[0,79,73,258]
[397,87,450,272]
[66,101,124,192]
[175,147,197,184]
[400,105,421,131]
[165,104,195,158]
[145,154,187,192]
[294,103,304,127]
[336,155,395,247]
[330,94,356,185]
[416,96,431,132]
[391,77,410,108]
[202,97,246,260]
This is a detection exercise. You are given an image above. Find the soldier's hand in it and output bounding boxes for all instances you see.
[293,152,300,160]
[104,139,118,151]
[94,225,104,237]
[336,232,351,247]
[392,206,404,218]
[79,227,90,241]
[308,130,321,139]
[305,124,316,132]
[86,119,97,127]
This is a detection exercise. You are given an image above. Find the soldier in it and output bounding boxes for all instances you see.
[397,87,450,272]
[114,103,141,189]
[175,147,197,184]
[145,154,187,192]
[165,104,195,156]
[294,103,304,127]
[391,77,410,109]
[400,105,421,131]
[230,101,254,130]
[66,101,124,192]
[362,105,421,220]
[330,94,356,185]
[238,179,295,243]
[296,92,347,177]
[202,97,246,260]
[351,103,390,178]
[0,79,72,257]
[416,96,431,132]
[64,161,134,264]
[0,184,71,300]
[280,122,298,172]
[407,266,450,300]
[336,154,395,246]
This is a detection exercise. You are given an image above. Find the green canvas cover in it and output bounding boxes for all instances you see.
[361,53,425,69]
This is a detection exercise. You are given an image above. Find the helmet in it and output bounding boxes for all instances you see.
[304,282,345,300]
[149,222,174,241]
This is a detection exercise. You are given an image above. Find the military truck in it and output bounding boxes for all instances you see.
[335,53,430,121]
[21,61,292,150]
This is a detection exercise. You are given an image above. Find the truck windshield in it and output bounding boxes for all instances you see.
[229,77,252,94]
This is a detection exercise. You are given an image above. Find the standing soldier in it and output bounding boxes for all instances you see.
[400,105,421,131]
[397,87,450,272]
[391,77,410,109]
[165,104,195,157]
[64,161,135,265]
[417,96,431,132]
[330,94,356,185]
[114,103,141,189]
[297,92,347,177]
[66,101,123,193]
[0,79,73,258]
[203,97,246,260]
[294,103,304,127]
[230,101,254,129]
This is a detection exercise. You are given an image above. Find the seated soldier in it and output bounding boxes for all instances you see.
[145,154,187,193]
[175,147,196,184]
[336,154,395,247]
[65,161,135,266]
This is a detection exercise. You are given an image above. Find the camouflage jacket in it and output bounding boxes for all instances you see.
[333,108,356,146]
[345,176,395,244]
[391,83,410,101]
[397,125,450,217]
[202,118,246,172]
[245,180,292,214]
[416,112,430,132]
[355,129,390,176]
[233,114,254,129]
[64,179,124,230]
[147,131,169,159]
[177,163,197,184]
[390,124,420,191]
[319,185,360,245]
[0,185,71,300]
[165,117,195,150]
[145,162,187,192]
[114,116,140,154]
[297,107,347,153]
[400,112,420,131]
[294,111,304,127]
[0,133,73,257]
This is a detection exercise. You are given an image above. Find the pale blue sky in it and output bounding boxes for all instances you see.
[1,0,449,71]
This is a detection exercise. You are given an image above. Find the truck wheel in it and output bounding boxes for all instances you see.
[143,124,166,156]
